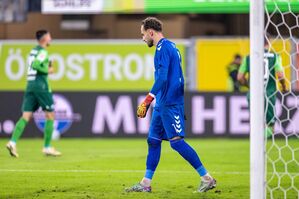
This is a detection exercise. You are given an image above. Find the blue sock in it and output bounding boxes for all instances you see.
[170,139,207,176]
[145,137,162,179]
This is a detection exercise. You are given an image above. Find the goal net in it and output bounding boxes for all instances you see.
[264,1,299,199]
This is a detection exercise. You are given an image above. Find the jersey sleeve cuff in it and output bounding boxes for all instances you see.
[148,93,155,98]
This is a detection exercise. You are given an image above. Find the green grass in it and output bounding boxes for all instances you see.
[0,138,297,199]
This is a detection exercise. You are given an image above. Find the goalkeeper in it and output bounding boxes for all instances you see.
[126,17,216,193]
[6,30,61,157]
[237,39,287,138]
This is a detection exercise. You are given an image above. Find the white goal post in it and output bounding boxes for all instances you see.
[251,1,299,199]
[250,0,265,199]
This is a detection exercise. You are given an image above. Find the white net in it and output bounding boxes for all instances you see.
[265,1,299,199]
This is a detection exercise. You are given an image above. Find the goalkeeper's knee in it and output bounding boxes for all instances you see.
[147,137,162,148]
[170,138,185,151]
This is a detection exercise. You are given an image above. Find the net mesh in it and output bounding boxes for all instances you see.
[264,1,299,199]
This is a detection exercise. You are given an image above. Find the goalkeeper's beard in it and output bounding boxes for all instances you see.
[146,39,154,47]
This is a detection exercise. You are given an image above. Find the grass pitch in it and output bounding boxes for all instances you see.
[0,138,297,199]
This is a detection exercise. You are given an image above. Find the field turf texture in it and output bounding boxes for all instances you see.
[0,138,298,199]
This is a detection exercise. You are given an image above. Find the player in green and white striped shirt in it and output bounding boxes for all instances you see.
[6,30,61,157]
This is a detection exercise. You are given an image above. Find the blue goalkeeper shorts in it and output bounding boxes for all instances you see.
[148,104,185,140]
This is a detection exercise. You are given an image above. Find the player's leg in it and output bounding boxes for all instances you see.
[6,112,33,158]
[141,136,162,186]
[169,137,216,192]
[162,105,216,192]
[36,92,61,156]
[42,112,61,156]
[248,92,274,138]
[126,138,161,192]
[265,94,276,138]
[43,111,54,147]
[6,92,37,157]
[265,125,274,138]
[126,107,164,192]
[10,112,32,143]
[230,70,240,92]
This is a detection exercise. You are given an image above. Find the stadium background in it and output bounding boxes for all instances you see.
[0,1,299,199]
[1,0,298,139]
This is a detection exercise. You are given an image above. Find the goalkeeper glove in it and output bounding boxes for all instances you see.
[137,94,154,118]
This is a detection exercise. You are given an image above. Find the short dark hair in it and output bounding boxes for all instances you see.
[141,17,162,32]
[36,30,48,41]
[234,54,241,60]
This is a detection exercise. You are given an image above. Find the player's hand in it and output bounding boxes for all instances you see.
[48,66,54,74]
[137,94,154,118]
[49,60,53,67]
[281,86,288,93]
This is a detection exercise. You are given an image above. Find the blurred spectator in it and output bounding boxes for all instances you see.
[28,0,41,12]
[0,0,27,22]
[227,54,242,92]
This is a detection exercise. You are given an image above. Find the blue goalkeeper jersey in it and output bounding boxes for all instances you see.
[150,38,184,107]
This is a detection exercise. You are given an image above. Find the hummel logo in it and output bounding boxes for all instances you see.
[172,124,182,133]
[157,45,162,51]
[172,115,182,133]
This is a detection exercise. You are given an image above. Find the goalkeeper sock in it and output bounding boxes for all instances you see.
[144,137,162,180]
[44,119,54,148]
[170,139,207,176]
[11,118,28,143]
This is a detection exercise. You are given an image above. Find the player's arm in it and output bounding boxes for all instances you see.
[31,50,49,74]
[237,57,249,87]
[137,47,170,118]
[48,60,54,74]
[149,48,170,96]
[275,55,287,92]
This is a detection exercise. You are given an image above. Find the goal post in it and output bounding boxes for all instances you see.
[250,0,265,199]
[251,1,299,199]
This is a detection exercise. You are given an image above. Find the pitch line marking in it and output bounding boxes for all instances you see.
[0,169,297,176]
[0,169,241,174]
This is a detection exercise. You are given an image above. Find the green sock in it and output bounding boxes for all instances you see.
[265,127,273,138]
[44,120,54,147]
[11,118,28,143]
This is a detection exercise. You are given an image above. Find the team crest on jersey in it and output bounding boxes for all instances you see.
[37,52,46,61]
[33,94,81,138]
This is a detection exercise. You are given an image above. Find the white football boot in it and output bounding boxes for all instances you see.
[6,141,19,158]
[42,147,61,156]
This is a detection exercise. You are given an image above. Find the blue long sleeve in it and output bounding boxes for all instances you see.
[150,67,167,95]
[150,46,170,96]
